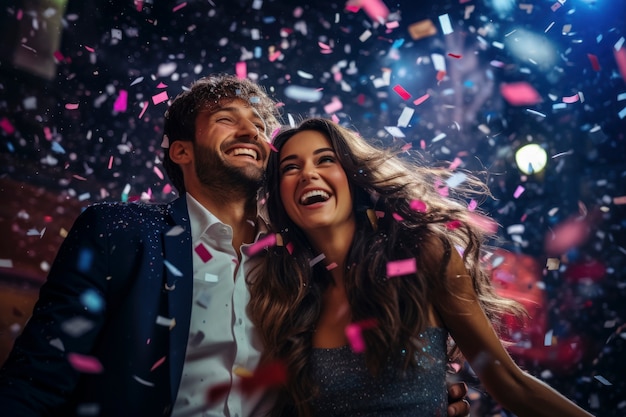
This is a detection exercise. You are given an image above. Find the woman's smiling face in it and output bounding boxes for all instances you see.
[278,130,355,236]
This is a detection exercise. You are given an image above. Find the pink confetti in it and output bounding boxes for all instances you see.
[194,243,213,263]
[409,199,427,212]
[108,156,114,169]
[448,157,462,170]
[467,199,478,211]
[235,61,247,79]
[172,2,187,12]
[326,262,338,270]
[447,53,462,59]
[500,82,542,106]
[156,82,168,88]
[401,143,412,152]
[331,114,340,123]
[513,185,525,199]
[113,89,128,112]
[323,97,343,114]
[386,258,417,278]
[138,101,149,119]
[163,184,172,194]
[0,117,15,134]
[345,323,365,353]
[613,196,626,205]
[270,127,281,140]
[467,212,499,234]
[269,51,282,62]
[544,217,590,255]
[345,319,377,353]
[152,91,169,105]
[67,353,103,374]
[391,212,404,221]
[392,85,411,100]
[318,42,331,50]
[53,50,65,63]
[43,126,52,140]
[84,45,95,53]
[615,47,626,82]
[285,242,294,255]
[562,94,579,104]
[445,220,462,230]
[153,166,164,180]
[65,103,79,110]
[434,179,449,197]
[587,54,601,71]
[359,0,390,22]
[151,356,167,371]
[385,21,399,30]
[245,233,277,256]
[436,70,446,82]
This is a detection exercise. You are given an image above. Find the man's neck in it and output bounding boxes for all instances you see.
[187,188,259,253]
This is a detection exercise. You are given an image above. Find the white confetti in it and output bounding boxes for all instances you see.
[438,13,453,35]
[164,259,183,277]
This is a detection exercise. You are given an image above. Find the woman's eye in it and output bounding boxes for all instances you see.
[319,155,335,164]
[281,164,298,173]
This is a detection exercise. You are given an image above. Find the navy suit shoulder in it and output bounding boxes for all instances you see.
[0,198,193,417]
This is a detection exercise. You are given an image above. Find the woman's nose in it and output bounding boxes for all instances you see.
[300,165,320,181]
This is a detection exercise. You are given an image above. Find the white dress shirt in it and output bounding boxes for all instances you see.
[171,194,270,417]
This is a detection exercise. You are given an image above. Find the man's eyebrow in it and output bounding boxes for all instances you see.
[206,106,265,124]
[279,147,334,165]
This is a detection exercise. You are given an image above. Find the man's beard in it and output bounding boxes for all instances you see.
[193,142,264,196]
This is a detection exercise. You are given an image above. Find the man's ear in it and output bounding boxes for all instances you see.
[169,140,192,164]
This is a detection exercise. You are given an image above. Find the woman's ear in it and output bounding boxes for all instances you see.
[169,140,192,165]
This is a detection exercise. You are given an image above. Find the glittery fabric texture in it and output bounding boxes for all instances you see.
[310,327,448,417]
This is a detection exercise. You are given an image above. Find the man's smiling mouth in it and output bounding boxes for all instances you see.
[229,147,258,160]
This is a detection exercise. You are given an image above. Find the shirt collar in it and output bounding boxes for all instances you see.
[186,193,269,244]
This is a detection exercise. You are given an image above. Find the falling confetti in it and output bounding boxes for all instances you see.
[386,258,417,278]
[67,353,103,374]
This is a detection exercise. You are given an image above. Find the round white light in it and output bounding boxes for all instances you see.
[515,144,548,175]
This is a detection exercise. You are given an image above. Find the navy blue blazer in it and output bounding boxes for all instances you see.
[0,197,195,416]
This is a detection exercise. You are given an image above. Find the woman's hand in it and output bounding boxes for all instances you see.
[447,381,470,417]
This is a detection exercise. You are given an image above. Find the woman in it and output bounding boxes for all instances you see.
[247,118,594,417]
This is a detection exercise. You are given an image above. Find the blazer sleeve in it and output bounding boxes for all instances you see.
[0,204,115,416]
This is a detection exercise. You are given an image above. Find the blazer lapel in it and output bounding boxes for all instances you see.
[162,196,194,404]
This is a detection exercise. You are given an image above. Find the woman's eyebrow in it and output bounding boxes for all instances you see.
[279,148,334,165]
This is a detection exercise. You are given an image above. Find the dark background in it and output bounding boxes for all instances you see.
[1,0,625,415]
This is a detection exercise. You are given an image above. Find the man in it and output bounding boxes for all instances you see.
[0,74,470,416]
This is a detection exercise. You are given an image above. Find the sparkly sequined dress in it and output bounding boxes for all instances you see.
[309,327,448,417]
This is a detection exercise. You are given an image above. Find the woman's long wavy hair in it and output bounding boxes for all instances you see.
[247,118,524,417]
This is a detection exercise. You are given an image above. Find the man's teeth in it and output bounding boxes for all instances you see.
[232,148,258,159]
[300,190,330,205]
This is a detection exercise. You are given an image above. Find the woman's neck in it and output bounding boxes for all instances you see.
[307,223,355,285]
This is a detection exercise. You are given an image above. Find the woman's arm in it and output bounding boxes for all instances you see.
[436,249,594,417]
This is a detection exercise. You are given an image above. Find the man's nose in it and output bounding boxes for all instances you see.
[239,119,261,140]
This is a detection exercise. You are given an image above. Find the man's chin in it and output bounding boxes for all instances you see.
[224,166,264,188]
